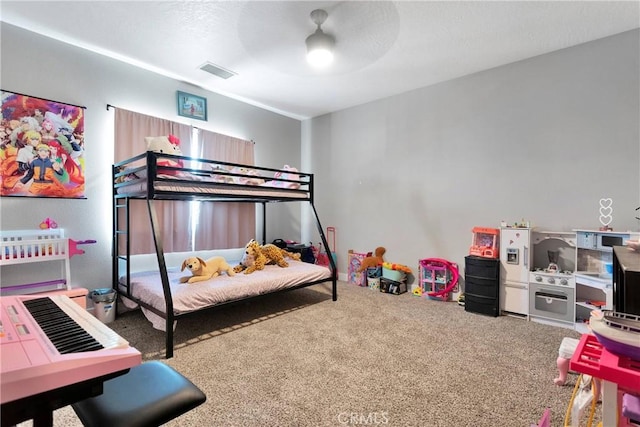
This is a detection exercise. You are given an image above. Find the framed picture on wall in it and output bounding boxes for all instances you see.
[0,90,86,199]
[176,91,207,121]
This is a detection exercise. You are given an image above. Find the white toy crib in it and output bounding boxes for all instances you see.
[0,228,72,295]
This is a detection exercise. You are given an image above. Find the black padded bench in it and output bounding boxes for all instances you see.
[71,361,206,427]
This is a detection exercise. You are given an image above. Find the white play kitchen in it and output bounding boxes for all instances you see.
[529,231,576,327]
[573,230,635,331]
[498,226,639,331]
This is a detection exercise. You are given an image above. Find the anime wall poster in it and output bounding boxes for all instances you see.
[1,90,86,198]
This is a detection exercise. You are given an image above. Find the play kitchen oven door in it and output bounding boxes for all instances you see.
[529,282,575,324]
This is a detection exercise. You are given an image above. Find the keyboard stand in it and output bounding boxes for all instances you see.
[0,368,130,427]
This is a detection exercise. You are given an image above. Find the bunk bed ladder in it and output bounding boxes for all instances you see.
[113,166,124,294]
[113,193,131,297]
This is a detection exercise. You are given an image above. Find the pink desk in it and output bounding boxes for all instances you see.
[570,334,640,426]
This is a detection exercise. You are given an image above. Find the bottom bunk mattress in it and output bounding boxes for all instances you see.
[118,259,332,331]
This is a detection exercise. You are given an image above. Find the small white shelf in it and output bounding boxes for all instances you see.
[575,300,604,311]
[574,272,611,290]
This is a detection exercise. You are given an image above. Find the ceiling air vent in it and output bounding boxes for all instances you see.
[199,62,237,79]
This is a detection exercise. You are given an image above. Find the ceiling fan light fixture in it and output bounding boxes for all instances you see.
[306,29,334,67]
[305,9,335,68]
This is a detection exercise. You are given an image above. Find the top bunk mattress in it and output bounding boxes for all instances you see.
[114,151,311,201]
[117,174,310,199]
[118,260,332,316]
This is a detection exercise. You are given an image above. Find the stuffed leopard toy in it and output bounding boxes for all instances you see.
[234,239,301,274]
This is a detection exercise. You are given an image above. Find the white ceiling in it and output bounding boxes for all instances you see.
[2,1,639,120]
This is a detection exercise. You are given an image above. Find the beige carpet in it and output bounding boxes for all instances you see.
[25,281,588,426]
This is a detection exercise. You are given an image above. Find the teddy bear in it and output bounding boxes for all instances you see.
[145,135,184,175]
[234,239,301,274]
[357,246,386,272]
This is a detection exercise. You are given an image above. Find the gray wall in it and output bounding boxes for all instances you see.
[305,29,640,280]
[2,23,638,291]
[0,23,302,290]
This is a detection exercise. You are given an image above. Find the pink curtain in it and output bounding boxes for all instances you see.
[114,109,254,254]
[192,128,255,249]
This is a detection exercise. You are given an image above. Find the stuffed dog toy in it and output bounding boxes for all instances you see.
[180,256,235,283]
[357,246,386,272]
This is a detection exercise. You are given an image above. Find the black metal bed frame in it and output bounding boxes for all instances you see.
[112,151,337,358]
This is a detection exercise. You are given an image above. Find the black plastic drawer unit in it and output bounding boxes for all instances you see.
[464,256,499,279]
[465,294,499,317]
[464,256,499,317]
[465,276,498,299]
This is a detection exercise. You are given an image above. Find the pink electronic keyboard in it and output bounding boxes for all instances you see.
[0,294,141,404]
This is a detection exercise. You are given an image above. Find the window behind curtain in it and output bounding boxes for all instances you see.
[114,108,255,255]
[192,128,255,250]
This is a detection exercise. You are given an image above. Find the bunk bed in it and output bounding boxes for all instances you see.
[113,151,337,358]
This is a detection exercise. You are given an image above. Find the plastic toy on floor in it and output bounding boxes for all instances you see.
[418,258,459,301]
[564,373,600,427]
[357,246,386,272]
[530,408,551,427]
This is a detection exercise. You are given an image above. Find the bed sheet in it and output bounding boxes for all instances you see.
[117,172,309,199]
[119,179,309,198]
[119,260,331,331]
